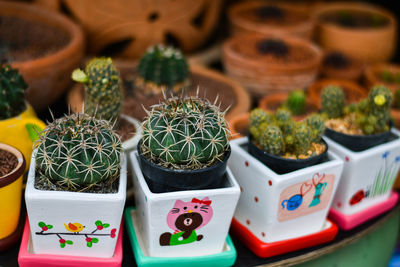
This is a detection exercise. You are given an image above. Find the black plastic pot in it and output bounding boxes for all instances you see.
[248,135,328,174]
[324,127,391,152]
[137,140,231,193]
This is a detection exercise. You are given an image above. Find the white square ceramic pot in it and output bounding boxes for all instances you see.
[25,151,127,258]
[130,150,241,258]
[326,128,400,215]
[228,137,344,243]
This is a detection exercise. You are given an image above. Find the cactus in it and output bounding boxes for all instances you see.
[249,108,273,138]
[284,90,306,115]
[72,57,123,123]
[0,64,27,120]
[321,85,345,119]
[365,85,392,133]
[258,124,284,156]
[140,94,230,170]
[136,45,190,95]
[293,122,312,156]
[35,113,122,191]
[306,114,326,143]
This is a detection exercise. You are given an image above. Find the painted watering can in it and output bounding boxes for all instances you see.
[309,182,327,207]
[281,194,303,211]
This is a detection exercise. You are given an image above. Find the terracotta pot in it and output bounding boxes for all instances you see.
[222,33,322,97]
[0,143,25,251]
[314,2,397,63]
[228,1,315,39]
[229,113,250,140]
[59,0,223,59]
[307,79,367,109]
[364,63,400,93]
[258,92,319,121]
[320,51,365,81]
[0,1,85,111]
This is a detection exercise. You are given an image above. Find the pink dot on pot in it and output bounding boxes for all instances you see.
[246,219,250,225]
[86,237,92,242]
[268,180,272,186]
[245,161,249,167]
[240,186,243,192]
[254,197,259,202]
[337,202,342,207]
[261,232,265,237]
[345,156,349,162]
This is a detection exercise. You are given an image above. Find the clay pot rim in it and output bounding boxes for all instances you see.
[223,33,322,71]
[228,1,313,31]
[0,143,25,188]
[0,1,85,69]
[228,112,250,140]
[314,2,396,34]
[364,63,400,88]
[258,92,318,115]
[67,64,251,123]
[307,79,367,109]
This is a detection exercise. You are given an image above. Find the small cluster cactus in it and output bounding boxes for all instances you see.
[136,45,190,95]
[283,90,306,115]
[0,64,27,120]
[380,70,400,84]
[249,108,325,158]
[35,113,122,191]
[324,85,393,135]
[321,85,345,119]
[72,57,123,123]
[140,93,230,170]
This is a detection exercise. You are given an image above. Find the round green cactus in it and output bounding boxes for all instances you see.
[284,90,306,115]
[305,113,326,143]
[293,122,312,156]
[35,113,122,190]
[258,124,284,156]
[321,85,345,119]
[136,45,190,95]
[140,95,230,170]
[72,57,123,123]
[365,85,392,133]
[0,64,27,120]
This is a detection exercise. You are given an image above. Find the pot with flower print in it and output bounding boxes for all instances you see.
[227,108,344,258]
[129,93,240,259]
[25,113,126,257]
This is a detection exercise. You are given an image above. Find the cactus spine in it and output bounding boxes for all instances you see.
[321,85,345,119]
[0,64,27,120]
[72,57,123,123]
[141,94,230,170]
[136,45,190,95]
[35,113,122,191]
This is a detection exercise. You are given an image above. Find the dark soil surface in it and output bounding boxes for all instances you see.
[0,149,17,177]
[322,10,389,28]
[0,15,70,62]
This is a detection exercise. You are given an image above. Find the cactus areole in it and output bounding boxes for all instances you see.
[35,113,122,191]
[138,94,231,192]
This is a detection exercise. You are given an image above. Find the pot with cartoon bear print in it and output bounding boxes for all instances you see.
[128,93,240,257]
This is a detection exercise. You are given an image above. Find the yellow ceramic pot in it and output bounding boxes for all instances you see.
[0,143,25,241]
[0,104,46,172]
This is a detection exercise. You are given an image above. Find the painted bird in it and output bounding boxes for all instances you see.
[64,222,85,233]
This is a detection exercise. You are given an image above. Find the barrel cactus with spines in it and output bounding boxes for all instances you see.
[0,64,27,120]
[136,45,190,95]
[293,123,312,156]
[284,90,306,115]
[72,57,123,123]
[140,95,230,170]
[367,85,392,133]
[321,85,345,119]
[306,114,326,143]
[258,125,284,156]
[35,113,122,191]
